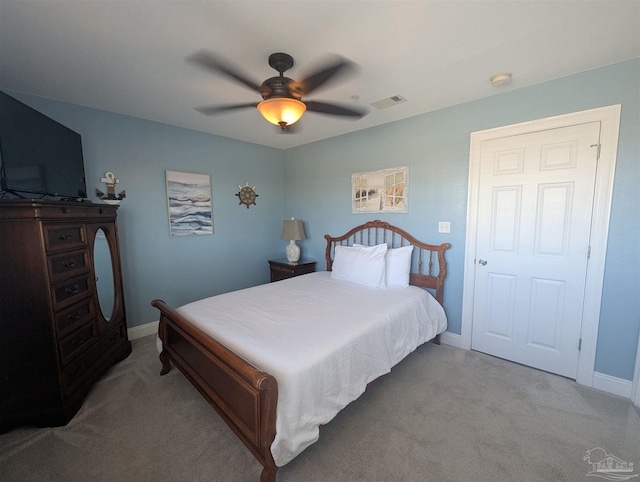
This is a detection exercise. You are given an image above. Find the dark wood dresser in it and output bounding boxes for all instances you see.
[0,199,132,433]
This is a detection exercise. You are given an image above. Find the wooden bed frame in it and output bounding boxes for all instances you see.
[151,220,450,482]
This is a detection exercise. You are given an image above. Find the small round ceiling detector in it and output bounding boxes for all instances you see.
[490,72,512,87]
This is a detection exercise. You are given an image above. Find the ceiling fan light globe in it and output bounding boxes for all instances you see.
[257,98,306,126]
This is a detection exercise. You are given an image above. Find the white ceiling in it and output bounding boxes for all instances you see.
[1,1,639,150]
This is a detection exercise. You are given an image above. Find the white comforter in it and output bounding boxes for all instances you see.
[176,271,447,466]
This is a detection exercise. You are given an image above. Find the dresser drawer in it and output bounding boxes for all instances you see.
[51,275,91,310]
[55,298,96,338]
[84,205,117,219]
[58,323,98,366]
[62,324,127,396]
[43,224,86,253]
[47,249,90,282]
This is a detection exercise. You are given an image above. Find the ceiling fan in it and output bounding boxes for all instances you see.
[188,51,367,131]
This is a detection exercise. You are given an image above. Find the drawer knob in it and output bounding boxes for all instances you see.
[67,310,82,321]
[65,284,80,295]
[62,259,76,268]
[58,233,72,241]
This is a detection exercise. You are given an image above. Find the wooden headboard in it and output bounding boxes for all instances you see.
[324,220,450,305]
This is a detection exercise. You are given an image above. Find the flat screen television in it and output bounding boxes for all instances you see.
[0,90,87,200]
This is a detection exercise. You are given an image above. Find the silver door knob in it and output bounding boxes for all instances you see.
[478,259,488,265]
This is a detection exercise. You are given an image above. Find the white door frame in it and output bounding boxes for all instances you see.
[461,105,621,388]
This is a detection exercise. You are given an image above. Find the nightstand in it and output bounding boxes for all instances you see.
[268,258,316,282]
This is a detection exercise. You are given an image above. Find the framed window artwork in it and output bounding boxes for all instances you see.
[352,166,408,213]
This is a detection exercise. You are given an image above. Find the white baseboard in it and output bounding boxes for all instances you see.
[128,320,159,340]
[439,331,461,348]
[591,371,633,399]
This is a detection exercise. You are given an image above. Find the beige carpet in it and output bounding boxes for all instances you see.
[1,335,638,482]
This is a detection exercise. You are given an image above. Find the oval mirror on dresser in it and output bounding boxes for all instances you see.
[94,227,115,321]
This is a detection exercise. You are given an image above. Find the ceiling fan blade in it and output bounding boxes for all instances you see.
[305,101,367,118]
[195,102,258,116]
[187,50,262,93]
[299,56,357,96]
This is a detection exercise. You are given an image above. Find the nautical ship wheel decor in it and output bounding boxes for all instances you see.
[236,182,258,208]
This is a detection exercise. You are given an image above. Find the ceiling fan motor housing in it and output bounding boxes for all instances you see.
[261,76,302,100]
[261,53,302,100]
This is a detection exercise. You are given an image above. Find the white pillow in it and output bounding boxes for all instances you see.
[331,244,388,288]
[353,244,414,287]
[385,245,414,287]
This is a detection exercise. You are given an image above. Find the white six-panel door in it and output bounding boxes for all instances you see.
[471,122,601,378]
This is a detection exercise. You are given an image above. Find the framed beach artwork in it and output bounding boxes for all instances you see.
[165,170,213,236]
[352,166,409,213]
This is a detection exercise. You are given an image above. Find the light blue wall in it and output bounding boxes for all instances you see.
[5,59,638,382]
[284,59,640,381]
[5,91,286,329]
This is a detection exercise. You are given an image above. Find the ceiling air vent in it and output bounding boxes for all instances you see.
[371,94,407,109]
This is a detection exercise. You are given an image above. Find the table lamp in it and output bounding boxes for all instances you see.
[280,217,306,263]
